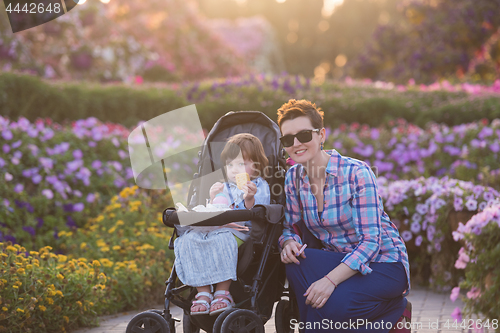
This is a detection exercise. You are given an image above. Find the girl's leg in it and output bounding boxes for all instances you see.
[191,285,211,313]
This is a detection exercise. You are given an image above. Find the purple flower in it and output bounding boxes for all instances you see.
[86,193,95,203]
[2,129,13,140]
[112,137,120,147]
[66,160,83,173]
[22,226,36,237]
[13,151,22,159]
[14,184,24,193]
[66,216,77,228]
[73,149,83,159]
[415,235,423,246]
[41,128,54,141]
[5,172,13,181]
[490,141,500,153]
[466,287,481,300]
[63,204,73,212]
[401,230,412,241]
[427,225,436,241]
[73,190,82,197]
[32,174,42,184]
[27,127,38,138]
[11,140,22,149]
[450,287,460,302]
[465,199,477,211]
[88,141,97,147]
[0,157,5,168]
[412,213,422,223]
[410,222,421,233]
[91,160,102,169]
[39,157,53,170]
[454,197,463,211]
[36,217,44,228]
[73,203,84,212]
[42,189,54,199]
[25,202,34,213]
[416,203,428,215]
[483,191,494,201]
[2,144,10,153]
[451,307,462,321]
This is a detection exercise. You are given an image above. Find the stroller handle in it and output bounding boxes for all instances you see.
[162,204,284,228]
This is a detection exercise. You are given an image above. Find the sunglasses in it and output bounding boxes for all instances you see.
[280,129,321,148]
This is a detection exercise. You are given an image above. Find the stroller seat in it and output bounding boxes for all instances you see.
[126,111,291,333]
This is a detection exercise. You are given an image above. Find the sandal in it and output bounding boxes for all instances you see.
[209,290,235,316]
[190,292,213,316]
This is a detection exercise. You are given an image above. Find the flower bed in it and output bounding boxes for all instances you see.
[325,118,500,189]
[379,177,499,290]
[0,116,137,251]
[449,201,500,325]
[0,186,175,332]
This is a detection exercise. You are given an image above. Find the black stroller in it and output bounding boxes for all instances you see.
[126,111,299,333]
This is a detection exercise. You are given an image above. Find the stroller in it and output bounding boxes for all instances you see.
[126,111,299,333]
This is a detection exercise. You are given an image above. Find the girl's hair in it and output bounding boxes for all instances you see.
[277,99,324,129]
[220,133,269,179]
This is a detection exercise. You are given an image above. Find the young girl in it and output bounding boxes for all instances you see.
[173,133,270,316]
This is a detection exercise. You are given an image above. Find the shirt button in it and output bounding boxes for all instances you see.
[321,218,325,222]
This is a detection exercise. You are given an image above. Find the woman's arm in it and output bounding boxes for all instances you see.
[278,167,303,250]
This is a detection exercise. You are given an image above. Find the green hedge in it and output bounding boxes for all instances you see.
[0,73,187,128]
[2,72,500,129]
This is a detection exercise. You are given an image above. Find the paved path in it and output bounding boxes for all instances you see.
[72,287,485,333]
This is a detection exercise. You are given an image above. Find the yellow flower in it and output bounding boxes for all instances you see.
[92,260,101,268]
[76,301,83,308]
[16,268,25,275]
[135,221,146,226]
[109,213,116,218]
[80,242,87,250]
[2,307,8,311]
[46,298,54,305]
[55,290,63,297]
[112,245,121,251]
[26,264,33,269]
[29,251,39,256]
[101,246,110,252]
[57,274,64,280]
[58,231,67,237]
[16,308,24,313]
[12,285,19,289]
[108,227,116,234]
[6,246,17,252]
[58,255,68,263]
[38,305,46,312]
[64,316,69,323]
[96,215,104,222]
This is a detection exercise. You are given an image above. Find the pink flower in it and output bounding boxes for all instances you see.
[455,247,470,269]
[286,157,296,166]
[466,287,481,300]
[451,307,462,321]
[450,287,460,302]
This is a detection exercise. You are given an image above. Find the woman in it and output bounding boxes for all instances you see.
[277,99,411,333]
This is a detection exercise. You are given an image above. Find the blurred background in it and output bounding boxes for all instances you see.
[1,0,500,85]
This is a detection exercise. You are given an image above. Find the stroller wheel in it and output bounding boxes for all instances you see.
[212,308,237,333]
[220,309,264,333]
[183,312,201,333]
[275,300,297,333]
[126,311,171,333]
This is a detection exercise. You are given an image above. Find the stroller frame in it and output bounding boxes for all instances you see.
[126,111,299,333]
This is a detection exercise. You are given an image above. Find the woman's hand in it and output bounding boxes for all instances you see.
[281,240,306,265]
[209,182,224,201]
[304,277,336,309]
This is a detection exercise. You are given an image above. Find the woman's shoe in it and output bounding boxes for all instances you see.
[209,290,235,316]
[190,292,213,316]
[390,301,412,333]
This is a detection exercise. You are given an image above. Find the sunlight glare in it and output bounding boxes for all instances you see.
[322,0,344,17]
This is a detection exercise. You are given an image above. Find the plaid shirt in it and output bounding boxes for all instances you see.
[279,150,410,292]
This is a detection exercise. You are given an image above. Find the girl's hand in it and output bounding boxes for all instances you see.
[280,240,306,265]
[304,277,336,309]
[209,182,224,201]
[241,181,257,200]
